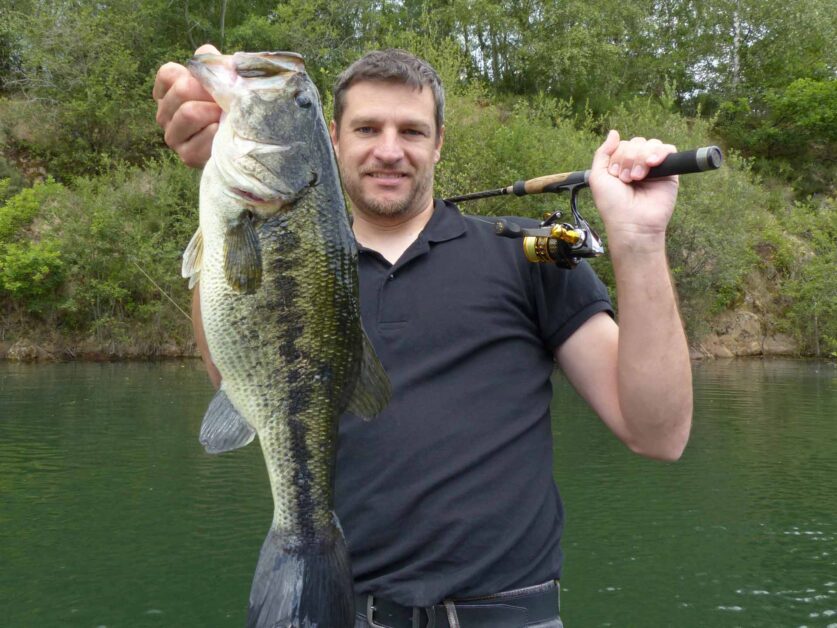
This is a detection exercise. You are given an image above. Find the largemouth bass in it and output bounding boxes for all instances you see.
[182,51,390,628]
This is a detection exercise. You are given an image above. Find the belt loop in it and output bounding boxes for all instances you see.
[366,594,387,628]
[443,600,460,628]
[412,606,436,628]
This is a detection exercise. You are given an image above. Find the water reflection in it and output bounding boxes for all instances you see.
[1,359,835,627]
[552,359,837,627]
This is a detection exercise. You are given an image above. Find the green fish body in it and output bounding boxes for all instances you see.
[182,52,390,628]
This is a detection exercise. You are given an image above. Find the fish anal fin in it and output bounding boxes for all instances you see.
[224,214,262,293]
[182,228,204,290]
[346,327,391,420]
[200,389,257,454]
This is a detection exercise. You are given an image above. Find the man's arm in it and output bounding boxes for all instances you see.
[154,45,223,386]
[555,131,692,461]
[192,283,222,389]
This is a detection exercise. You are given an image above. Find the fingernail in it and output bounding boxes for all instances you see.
[609,163,620,175]
[631,165,644,178]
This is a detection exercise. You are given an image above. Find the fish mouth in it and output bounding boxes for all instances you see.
[230,171,319,210]
[232,188,277,205]
[187,52,308,110]
[232,51,306,77]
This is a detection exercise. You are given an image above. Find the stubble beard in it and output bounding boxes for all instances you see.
[341,166,434,219]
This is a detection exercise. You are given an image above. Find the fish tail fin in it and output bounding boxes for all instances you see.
[246,522,354,628]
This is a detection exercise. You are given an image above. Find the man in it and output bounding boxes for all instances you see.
[154,45,692,627]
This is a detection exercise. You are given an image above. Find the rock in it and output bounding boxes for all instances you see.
[699,334,736,358]
[697,310,800,357]
[7,339,57,362]
[763,333,797,355]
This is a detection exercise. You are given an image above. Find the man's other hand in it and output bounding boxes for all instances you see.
[588,130,679,255]
[152,44,222,168]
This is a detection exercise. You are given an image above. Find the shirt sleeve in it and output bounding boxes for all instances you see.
[531,258,614,350]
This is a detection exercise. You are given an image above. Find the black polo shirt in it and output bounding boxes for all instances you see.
[334,199,612,607]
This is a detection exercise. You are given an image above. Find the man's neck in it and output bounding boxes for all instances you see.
[351,199,435,264]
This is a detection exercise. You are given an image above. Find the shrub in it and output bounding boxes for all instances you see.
[0,178,64,242]
[781,198,837,356]
[0,240,64,313]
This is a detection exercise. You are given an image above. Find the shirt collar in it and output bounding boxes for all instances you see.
[422,198,467,244]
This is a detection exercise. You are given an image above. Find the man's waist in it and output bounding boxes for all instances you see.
[356,580,560,628]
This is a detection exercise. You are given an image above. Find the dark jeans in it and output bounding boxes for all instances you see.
[353,617,564,628]
[353,581,563,627]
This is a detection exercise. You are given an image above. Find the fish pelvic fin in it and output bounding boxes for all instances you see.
[224,213,262,294]
[346,326,391,420]
[247,523,354,628]
[181,227,203,290]
[199,389,256,454]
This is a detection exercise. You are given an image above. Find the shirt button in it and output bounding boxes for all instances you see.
[388,274,395,281]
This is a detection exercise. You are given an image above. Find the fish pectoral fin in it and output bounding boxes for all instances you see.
[200,389,257,454]
[181,227,203,290]
[224,213,262,293]
[346,327,391,420]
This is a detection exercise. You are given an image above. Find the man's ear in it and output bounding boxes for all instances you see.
[329,120,339,157]
[434,125,445,163]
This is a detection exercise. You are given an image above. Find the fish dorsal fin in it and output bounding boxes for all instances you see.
[182,227,203,290]
[346,328,391,420]
[200,389,257,454]
[224,213,262,293]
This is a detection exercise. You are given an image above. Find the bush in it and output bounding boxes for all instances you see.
[0,155,199,343]
[0,240,64,313]
[0,178,64,242]
[780,198,837,356]
[713,79,837,197]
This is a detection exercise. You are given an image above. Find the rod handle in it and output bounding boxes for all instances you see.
[645,146,723,179]
[511,170,588,195]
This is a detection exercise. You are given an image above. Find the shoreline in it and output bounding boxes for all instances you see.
[0,337,817,362]
[0,338,199,362]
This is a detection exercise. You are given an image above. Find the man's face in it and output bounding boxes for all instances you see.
[330,80,444,220]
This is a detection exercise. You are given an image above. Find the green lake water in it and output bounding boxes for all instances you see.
[1,359,835,627]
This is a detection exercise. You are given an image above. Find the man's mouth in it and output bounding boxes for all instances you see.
[365,171,408,183]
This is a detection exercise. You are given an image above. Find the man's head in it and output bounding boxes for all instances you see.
[333,49,445,140]
[329,50,446,221]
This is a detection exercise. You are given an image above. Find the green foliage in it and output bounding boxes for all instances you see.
[0,178,64,243]
[0,240,64,313]
[0,155,25,201]
[714,79,837,196]
[43,157,199,339]
[0,156,199,343]
[439,93,597,215]
[0,1,834,354]
[780,198,837,356]
[605,100,768,334]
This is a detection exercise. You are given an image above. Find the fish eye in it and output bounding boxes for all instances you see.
[295,92,312,109]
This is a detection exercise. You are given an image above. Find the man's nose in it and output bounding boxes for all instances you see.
[372,128,404,162]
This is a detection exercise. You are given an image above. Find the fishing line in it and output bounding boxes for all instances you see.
[130,259,192,322]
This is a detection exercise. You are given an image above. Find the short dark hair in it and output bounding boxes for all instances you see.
[332,49,445,138]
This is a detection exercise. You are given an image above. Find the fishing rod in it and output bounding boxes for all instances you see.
[445,146,723,268]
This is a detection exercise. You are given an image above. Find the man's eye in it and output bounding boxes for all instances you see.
[356,127,375,135]
[404,129,425,136]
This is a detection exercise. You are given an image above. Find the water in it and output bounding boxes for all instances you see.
[1,359,835,627]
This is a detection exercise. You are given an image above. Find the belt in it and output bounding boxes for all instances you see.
[356,580,560,628]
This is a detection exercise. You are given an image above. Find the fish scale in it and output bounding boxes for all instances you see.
[182,51,390,628]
